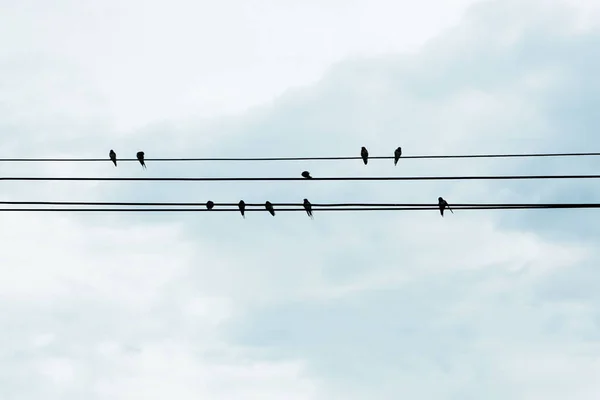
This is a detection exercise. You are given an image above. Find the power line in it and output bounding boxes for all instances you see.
[1,174,600,182]
[1,151,600,163]
[0,201,598,207]
[0,204,598,212]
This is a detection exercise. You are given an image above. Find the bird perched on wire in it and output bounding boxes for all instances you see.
[206,201,214,210]
[301,171,312,179]
[361,147,369,165]
[394,147,402,166]
[438,197,454,217]
[109,149,117,167]
[265,201,275,216]
[136,151,146,169]
[303,198,313,219]
[238,200,246,218]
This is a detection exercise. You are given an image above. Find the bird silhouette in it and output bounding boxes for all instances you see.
[109,149,117,167]
[136,151,146,169]
[301,171,312,179]
[303,198,313,219]
[206,201,214,210]
[394,147,402,166]
[265,201,275,216]
[438,197,454,217]
[238,200,246,218]
[361,146,369,165]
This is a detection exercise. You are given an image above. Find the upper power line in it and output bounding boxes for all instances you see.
[1,151,600,163]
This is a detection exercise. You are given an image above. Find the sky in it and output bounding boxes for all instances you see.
[1,0,600,398]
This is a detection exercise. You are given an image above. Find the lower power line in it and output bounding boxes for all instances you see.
[0,201,598,207]
[0,205,599,212]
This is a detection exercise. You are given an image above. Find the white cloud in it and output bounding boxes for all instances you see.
[0,0,482,130]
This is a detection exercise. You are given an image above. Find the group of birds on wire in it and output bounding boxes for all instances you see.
[106,147,453,218]
[1,147,597,216]
[107,147,401,168]
[203,198,453,219]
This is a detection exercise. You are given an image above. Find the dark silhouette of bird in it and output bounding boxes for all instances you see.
[394,147,402,166]
[301,171,312,179]
[265,201,275,216]
[238,200,246,218]
[109,149,117,167]
[303,198,313,219]
[438,197,454,217]
[361,146,369,165]
[206,201,214,210]
[136,151,146,169]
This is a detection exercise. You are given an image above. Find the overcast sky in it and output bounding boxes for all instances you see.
[1,0,600,399]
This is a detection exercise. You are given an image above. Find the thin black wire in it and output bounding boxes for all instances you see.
[1,174,600,182]
[0,205,599,212]
[0,201,598,207]
[1,151,600,162]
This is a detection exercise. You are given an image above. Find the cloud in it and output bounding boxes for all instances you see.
[0,0,482,131]
[1,0,600,398]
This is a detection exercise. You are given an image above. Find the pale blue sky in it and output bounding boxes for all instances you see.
[1,0,600,399]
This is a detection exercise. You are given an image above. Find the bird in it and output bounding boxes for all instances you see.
[238,200,246,218]
[301,171,312,179]
[394,147,402,166]
[206,201,214,210]
[265,201,275,216]
[136,151,146,168]
[109,149,117,167]
[438,197,454,217]
[303,198,313,219]
[361,146,369,165]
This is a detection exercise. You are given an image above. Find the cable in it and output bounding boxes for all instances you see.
[0,205,599,212]
[1,151,600,162]
[0,201,598,207]
[1,174,600,182]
